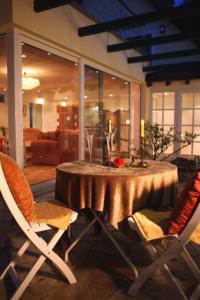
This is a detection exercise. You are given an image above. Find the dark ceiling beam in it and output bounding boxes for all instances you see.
[108,32,200,52]
[143,61,200,72]
[128,48,200,63]
[146,69,200,83]
[34,0,77,12]
[78,3,200,37]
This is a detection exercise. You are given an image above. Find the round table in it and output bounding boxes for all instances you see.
[55,160,178,228]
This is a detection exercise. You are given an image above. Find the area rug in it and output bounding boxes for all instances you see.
[24,164,56,185]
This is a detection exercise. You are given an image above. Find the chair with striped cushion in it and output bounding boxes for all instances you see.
[127,173,200,300]
[0,153,78,300]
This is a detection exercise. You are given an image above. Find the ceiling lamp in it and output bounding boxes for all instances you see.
[22,73,40,90]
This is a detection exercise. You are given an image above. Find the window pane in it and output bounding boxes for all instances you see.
[193,143,200,155]
[164,92,174,109]
[194,110,200,125]
[182,110,193,125]
[182,93,193,108]
[152,110,162,124]
[164,110,174,125]
[194,93,200,108]
[181,144,192,155]
[181,126,192,134]
[152,93,162,109]
[194,126,200,142]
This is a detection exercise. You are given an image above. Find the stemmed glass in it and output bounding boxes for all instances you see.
[104,128,117,169]
[85,128,95,164]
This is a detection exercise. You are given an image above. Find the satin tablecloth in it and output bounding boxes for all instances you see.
[55,160,178,228]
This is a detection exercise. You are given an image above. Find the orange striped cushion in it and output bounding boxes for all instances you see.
[0,152,34,222]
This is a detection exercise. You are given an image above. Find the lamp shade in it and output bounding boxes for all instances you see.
[22,76,40,90]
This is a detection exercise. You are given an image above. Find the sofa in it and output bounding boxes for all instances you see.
[31,129,79,165]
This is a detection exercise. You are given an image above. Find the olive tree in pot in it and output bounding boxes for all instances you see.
[141,121,199,161]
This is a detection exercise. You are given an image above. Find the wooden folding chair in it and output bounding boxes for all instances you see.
[127,198,200,300]
[0,154,78,300]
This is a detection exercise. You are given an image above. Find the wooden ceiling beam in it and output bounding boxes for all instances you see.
[143,61,200,72]
[128,48,200,63]
[146,69,200,83]
[34,0,77,12]
[107,32,200,52]
[78,3,200,37]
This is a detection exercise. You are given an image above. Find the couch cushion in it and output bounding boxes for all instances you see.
[167,172,200,235]
[39,130,61,141]
[0,153,34,222]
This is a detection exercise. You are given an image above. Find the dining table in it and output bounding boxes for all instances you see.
[55,159,178,228]
[55,159,178,279]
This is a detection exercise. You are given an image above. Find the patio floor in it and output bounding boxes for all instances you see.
[1,190,199,300]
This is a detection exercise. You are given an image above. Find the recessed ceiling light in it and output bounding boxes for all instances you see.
[84,96,88,99]
[21,54,26,58]
[47,52,51,55]
[112,77,115,80]
[125,81,128,85]
[95,70,99,73]
[74,63,78,66]
[109,94,113,97]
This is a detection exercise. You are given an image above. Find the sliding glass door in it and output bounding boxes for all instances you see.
[84,66,130,162]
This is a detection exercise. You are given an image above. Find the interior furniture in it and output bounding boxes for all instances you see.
[0,137,8,154]
[31,129,79,165]
[57,105,78,131]
[55,160,178,228]
[0,153,78,300]
[23,128,41,165]
[127,172,200,300]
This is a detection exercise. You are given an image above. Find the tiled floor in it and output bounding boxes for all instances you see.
[1,190,200,300]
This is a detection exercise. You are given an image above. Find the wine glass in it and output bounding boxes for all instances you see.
[85,128,95,164]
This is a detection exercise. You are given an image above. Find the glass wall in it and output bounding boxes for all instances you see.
[181,92,200,155]
[0,34,8,155]
[22,43,79,166]
[84,66,130,162]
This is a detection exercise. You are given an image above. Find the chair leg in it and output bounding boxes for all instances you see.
[0,240,31,290]
[161,264,188,300]
[181,246,200,282]
[9,229,76,299]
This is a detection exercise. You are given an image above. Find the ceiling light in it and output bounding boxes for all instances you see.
[22,73,40,90]
[47,52,51,55]
[21,54,26,58]
[84,96,88,99]
[112,77,116,80]
[61,101,67,107]
[36,97,44,105]
[109,94,113,97]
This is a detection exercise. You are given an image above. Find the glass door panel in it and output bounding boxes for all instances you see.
[22,43,79,170]
[0,35,9,155]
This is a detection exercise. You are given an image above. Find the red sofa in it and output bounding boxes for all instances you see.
[31,129,79,165]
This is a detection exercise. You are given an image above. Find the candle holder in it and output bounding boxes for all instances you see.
[104,128,117,169]
[137,137,148,168]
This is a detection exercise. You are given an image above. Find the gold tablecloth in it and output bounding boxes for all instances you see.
[55,160,178,228]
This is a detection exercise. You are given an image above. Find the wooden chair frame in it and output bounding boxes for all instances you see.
[0,163,78,300]
[128,204,200,300]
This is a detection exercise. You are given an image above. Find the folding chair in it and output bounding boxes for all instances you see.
[127,177,200,300]
[0,153,78,300]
